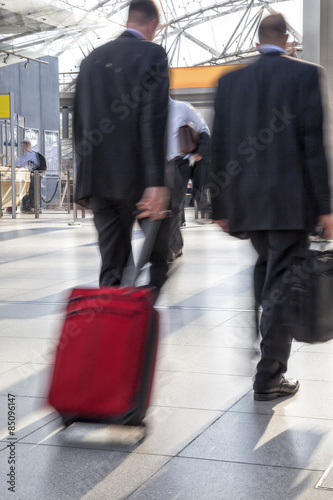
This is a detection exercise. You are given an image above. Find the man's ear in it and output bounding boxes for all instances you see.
[282,33,289,49]
[148,18,159,40]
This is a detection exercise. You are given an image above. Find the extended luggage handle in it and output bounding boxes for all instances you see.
[131,218,162,286]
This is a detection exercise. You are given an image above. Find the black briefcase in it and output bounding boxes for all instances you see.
[287,249,333,343]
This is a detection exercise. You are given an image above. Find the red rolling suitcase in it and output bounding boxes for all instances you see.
[48,221,160,428]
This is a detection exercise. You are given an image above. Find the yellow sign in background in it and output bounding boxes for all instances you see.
[169,65,246,89]
[0,94,10,118]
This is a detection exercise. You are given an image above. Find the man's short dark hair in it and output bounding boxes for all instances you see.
[128,0,160,24]
[258,14,287,43]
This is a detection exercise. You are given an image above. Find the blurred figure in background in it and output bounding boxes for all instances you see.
[74,0,170,296]
[15,139,40,212]
[211,14,333,401]
[167,97,211,261]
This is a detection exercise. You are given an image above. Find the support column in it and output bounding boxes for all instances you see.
[62,106,69,139]
[303,0,333,106]
[303,0,333,188]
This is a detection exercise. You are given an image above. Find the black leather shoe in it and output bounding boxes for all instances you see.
[254,377,300,401]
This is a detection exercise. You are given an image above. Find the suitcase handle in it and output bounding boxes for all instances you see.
[132,218,162,286]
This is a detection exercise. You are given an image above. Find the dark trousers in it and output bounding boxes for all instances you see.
[249,230,309,391]
[92,198,170,293]
[169,157,210,254]
[189,160,210,214]
[28,173,35,208]
[169,159,190,254]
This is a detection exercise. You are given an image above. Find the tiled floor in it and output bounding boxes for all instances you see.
[0,210,333,499]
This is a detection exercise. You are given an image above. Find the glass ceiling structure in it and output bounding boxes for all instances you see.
[0,0,302,71]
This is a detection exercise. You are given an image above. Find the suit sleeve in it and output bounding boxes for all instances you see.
[210,78,229,220]
[197,132,211,158]
[140,45,169,188]
[300,66,331,216]
[73,60,94,207]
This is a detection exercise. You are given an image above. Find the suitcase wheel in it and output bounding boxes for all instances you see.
[62,416,76,427]
[125,420,147,439]
[125,418,145,427]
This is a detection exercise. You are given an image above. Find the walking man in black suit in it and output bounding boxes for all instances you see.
[211,14,333,400]
[74,0,169,295]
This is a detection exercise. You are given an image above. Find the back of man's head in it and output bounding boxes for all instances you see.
[128,0,160,26]
[258,14,287,45]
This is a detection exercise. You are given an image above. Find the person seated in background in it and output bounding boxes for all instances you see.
[167,97,211,262]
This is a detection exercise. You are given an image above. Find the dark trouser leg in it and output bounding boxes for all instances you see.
[92,198,135,287]
[250,230,309,391]
[180,200,186,225]
[29,173,35,208]
[169,159,190,254]
[253,238,268,336]
[140,217,170,295]
[191,160,209,214]
[169,211,183,255]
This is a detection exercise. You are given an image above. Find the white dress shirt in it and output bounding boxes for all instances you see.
[257,44,287,55]
[15,150,39,171]
[167,98,210,161]
[126,28,146,40]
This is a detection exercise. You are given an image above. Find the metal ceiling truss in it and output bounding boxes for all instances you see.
[155,0,302,66]
[0,0,302,68]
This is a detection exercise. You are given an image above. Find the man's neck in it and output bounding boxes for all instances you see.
[126,25,146,40]
[258,43,286,54]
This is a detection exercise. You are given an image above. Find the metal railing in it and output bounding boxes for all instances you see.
[59,73,79,93]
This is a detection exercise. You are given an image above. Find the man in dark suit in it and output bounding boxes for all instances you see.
[74,0,169,294]
[211,14,333,401]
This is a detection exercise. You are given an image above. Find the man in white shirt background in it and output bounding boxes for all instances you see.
[167,97,211,260]
[15,138,40,211]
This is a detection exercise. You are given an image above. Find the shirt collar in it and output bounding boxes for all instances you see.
[126,28,146,40]
[258,44,286,55]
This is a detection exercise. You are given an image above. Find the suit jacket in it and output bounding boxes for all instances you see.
[211,52,331,233]
[74,31,169,207]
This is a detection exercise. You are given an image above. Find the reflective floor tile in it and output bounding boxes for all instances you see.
[0,363,51,398]
[299,339,333,354]
[20,407,221,457]
[128,457,331,500]
[152,371,252,410]
[231,379,333,420]
[0,337,57,363]
[0,362,22,376]
[0,302,62,320]
[158,308,240,326]
[0,442,140,500]
[157,344,257,376]
[188,325,259,349]
[159,323,214,345]
[0,318,63,339]
[0,396,57,440]
[81,453,170,500]
[287,352,333,382]
[180,411,333,470]
[165,294,255,310]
